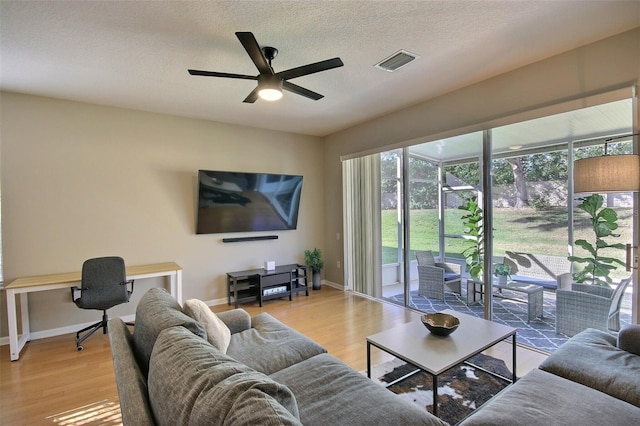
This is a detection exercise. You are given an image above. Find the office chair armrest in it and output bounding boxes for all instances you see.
[120,279,135,294]
[70,285,87,302]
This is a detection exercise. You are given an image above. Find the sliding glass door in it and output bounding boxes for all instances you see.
[343,94,637,353]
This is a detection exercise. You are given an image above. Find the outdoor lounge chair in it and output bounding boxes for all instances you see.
[555,277,631,337]
[416,250,462,301]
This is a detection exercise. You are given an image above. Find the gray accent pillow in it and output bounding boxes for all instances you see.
[132,288,206,376]
[617,324,640,356]
[148,326,300,426]
[183,298,231,352]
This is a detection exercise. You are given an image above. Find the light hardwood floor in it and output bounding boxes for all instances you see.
[1,286,548,425]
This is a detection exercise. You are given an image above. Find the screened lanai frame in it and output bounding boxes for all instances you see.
[343,87,639,326]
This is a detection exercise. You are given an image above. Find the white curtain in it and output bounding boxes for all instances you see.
[342,154,382,297]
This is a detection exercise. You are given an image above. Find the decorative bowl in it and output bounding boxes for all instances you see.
[421,313,460,336]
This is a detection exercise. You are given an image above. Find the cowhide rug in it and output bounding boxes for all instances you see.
[369,353,513,425]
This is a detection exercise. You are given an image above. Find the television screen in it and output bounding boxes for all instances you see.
[196,170,303,234]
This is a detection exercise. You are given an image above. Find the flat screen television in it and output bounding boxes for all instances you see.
[196,170,303,234]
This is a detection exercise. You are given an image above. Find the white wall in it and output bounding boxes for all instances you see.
[0,93,324,336]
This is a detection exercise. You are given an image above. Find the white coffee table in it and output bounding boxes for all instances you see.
[366,309,517,418]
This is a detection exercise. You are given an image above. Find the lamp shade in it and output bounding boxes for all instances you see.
[574,154,640,193]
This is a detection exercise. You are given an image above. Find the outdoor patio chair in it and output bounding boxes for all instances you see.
[416,251,462,301]
[555,277,632,337]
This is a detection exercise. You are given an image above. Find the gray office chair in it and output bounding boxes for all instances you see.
[71,256,134,351]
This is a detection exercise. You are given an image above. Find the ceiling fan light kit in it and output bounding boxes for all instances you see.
[257,74,283,101]
[188,32,343,103]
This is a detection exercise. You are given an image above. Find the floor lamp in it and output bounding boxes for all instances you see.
[573,134,639,273]
[573,136,640,194]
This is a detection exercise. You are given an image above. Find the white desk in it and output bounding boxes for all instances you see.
[5,261,182,361]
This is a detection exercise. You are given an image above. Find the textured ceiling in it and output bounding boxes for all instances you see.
[1,1,639,137]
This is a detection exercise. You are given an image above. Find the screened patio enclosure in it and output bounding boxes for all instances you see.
[343,94,638,353]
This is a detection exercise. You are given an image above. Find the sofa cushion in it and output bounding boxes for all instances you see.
[444,272,461,281]
[132,288,206,376]
[270,353,447,426]
[226,313,327,375]
[458,368,640,425]
[617,324,640,356]
[148,326,301,426]
[539,328,640,407]
[510,274,556,289]
[183,298,231,353]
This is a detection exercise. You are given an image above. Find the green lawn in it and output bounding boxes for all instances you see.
[382,207,634,280]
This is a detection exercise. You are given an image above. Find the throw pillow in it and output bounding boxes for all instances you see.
[617,324,640,356]
[183,298,231,353]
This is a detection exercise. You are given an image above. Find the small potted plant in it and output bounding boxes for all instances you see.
[304,248,324,290]
[493,263,511,285]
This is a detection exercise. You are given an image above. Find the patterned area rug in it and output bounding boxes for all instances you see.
[368,353,512,425]
[385,289,631,353]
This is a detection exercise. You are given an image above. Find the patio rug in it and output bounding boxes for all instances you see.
[385,290,632,353]
[368,353,512,425]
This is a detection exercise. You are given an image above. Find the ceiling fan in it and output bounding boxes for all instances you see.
[188,32,344,103]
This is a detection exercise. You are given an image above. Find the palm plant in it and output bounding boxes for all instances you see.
[304,248,324,272]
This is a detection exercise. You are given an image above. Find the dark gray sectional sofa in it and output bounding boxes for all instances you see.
[109,288,447,425]
[110,287,640,425]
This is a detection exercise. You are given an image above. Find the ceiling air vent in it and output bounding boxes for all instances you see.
[375,50,419,72]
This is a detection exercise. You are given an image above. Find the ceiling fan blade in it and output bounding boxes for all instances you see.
[235,32,273,75]
[282,81,324,101]
[243,87,260,103]
[277,58,344,81]
[188,69,257,80]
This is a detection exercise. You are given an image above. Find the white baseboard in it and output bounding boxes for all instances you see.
[0,314,136,346]
[206,297,229,307]
[322,280,344,290]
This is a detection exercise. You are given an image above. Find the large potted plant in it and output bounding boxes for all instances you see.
[568,194,625,287]
[304,248,324,290]
[459,196,484,280]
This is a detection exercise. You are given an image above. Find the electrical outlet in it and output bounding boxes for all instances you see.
[336,233,340,240]
[337,260,341,268]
